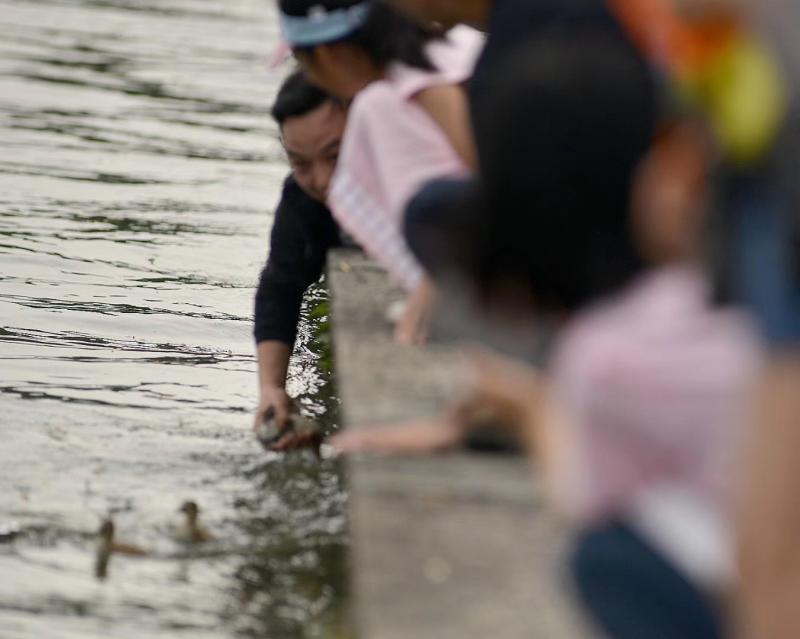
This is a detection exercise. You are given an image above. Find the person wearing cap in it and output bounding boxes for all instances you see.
[277,0,483,343]
[252,71,347,441]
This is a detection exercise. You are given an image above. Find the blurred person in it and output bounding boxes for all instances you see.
[705,2,800,636]
[390,11,800,634]
[277,0,482,343]
[334,30,766,638]
[386,0,624,297]
[611,3,800,635]
[382,0,626,158]
[714,4,800,637]
[252,71,346,447]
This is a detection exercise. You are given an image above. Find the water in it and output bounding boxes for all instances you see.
[0,1,350,637]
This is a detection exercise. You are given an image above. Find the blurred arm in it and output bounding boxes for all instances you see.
[252,177,340,430]
[416,84,477,170]
[737,355,800,638]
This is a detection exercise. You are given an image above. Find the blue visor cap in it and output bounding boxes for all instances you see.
[280,2,371,48]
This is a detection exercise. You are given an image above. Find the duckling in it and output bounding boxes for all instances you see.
[94,519,147,580]
[177,501,215,544]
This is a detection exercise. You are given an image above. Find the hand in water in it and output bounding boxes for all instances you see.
[269,426,323,456]
[254,389,322,456]
[253,385,293,435]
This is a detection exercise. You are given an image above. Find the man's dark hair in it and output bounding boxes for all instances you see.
[279,0,440,71]
[271,70,331,126]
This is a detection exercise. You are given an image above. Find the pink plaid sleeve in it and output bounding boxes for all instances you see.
[328,78,469,291]
[329,168,424,291]
[326,29,479,291]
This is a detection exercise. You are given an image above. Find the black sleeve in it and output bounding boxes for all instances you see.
[253,178,340,346]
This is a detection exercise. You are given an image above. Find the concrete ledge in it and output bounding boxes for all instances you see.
[328,250,595,639]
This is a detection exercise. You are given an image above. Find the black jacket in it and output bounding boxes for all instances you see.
[253,176,342,346]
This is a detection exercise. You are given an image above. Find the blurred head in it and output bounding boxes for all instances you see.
[386,0,490,29]
[278,0,439,99]
[180,501,200,515]
[631,120,713,265]
[468,28,659,314]
[98,519,114,540]
[179,501,199,518]
[272,70,346,203]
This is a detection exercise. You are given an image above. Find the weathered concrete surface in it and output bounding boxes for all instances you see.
[328,250,597,639]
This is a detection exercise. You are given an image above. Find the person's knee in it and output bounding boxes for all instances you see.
[403,185,436,255]
[570,524,724,639]
[403,178,473,276]
[404,179,462,244]
[570,526,622,600]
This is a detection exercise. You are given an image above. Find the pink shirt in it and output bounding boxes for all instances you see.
[553,266,761,519]
[328,26,483,290]
[551,266,763,585]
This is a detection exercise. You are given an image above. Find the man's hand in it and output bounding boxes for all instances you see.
[269,427,324,456]
[253,385,293,434]
[254,387,323,456]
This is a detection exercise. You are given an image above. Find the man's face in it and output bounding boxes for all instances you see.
[281,100,346,203]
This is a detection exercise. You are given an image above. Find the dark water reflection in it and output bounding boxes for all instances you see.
[0,1,350,637]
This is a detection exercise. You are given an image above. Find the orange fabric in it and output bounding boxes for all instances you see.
[608,0,742,75]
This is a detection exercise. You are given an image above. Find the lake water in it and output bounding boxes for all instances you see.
[0,1,350,637]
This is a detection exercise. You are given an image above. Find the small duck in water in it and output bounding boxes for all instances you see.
[177,501,215,544]
[94,519,147,580]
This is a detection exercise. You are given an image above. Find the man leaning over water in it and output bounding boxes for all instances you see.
[252,71,346,446]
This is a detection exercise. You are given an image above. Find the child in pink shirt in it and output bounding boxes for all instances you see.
[328,25,481,290]
[549,264,761,589]
[278,0,481,322]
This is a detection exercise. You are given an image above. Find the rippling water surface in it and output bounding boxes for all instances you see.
[0,1,349,637]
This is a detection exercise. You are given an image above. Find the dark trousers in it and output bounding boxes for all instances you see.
[570,522,724,639]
